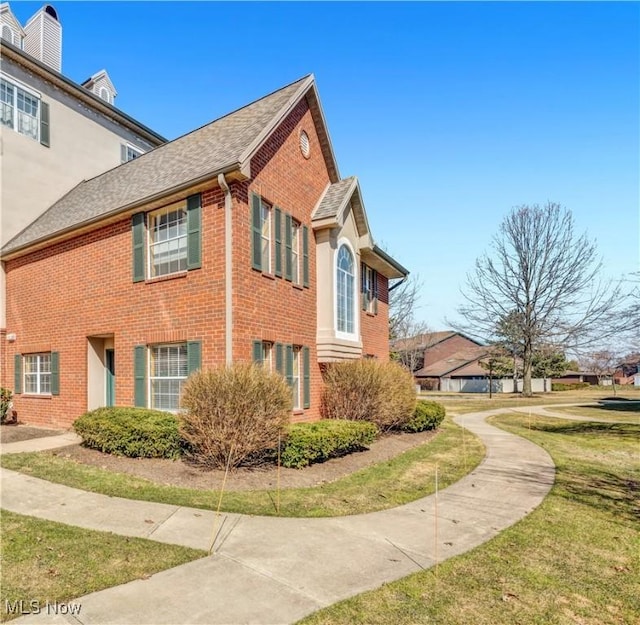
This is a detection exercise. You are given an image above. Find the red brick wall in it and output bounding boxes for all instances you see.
[232,99,331,422]
[360,271,390,361]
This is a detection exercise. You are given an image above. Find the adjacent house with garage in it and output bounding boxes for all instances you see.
[1,73,408,428]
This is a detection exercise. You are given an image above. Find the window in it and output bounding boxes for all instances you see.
[150,344,187,411]
[0,77,39,141]
[362,264,377,314]
[148,207,188,277]
[1,25,14,44]
[261,200,272,273]
[291,346,301,409]
[99,86,111,104]
[291,221,300,284]
[262,341,273,371]
[24,353,51,395]
[122,144,143,163]
[337,244,355,334]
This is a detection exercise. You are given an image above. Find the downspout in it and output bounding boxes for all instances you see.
[218,174,233,365]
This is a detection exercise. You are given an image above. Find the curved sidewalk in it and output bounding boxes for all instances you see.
[2,409,555,625]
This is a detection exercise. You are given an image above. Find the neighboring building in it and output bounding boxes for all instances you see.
[1,74,407,428]
[552,371,600,386]
[0,3,166,376]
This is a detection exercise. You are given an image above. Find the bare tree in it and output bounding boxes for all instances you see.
[389,274,424,340]
[581,350,620,395]
[391,321,431,373]
[457,203,622,396]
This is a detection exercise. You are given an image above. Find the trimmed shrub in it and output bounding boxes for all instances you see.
[403,400,445,432]
[73,407,181,458]
[180,363,291,469]
[551,382,591,391]
[322,360,417,431]
[281,419,379,469]
[0,388,13,424]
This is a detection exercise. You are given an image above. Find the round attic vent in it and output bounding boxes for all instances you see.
[299,130,310,158]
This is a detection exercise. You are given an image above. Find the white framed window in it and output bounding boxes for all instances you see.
[262,341,273,372]
[24,353,51,395]
[336,243,356,335]
[148,206,188,277]
[291,221,300,284]
[292,346,301,410]
[122,144,144,163]
[0,76,40,141]
[261,200,272,273]
[362,264,376,313]
[149,344,187,411]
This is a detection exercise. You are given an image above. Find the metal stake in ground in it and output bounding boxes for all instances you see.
[210,445,233,555]
[434,462,439,582]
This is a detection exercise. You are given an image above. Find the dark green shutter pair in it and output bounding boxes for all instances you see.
[14,352,59,395]
[40,102,50,147]
[251,193,309,287]
[134,341,201,407]
[132,193,201,282]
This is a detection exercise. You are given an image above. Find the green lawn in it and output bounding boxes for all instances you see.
[0,417,484,517]
[1,510,205,622]
[551,404,640,424]
[300,413,640,625]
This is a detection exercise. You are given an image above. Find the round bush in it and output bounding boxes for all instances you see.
[403,400,445,432]
[73,407,181,458]
[322,360,417,431]
[281,419,379,468]
[180,363,292,469]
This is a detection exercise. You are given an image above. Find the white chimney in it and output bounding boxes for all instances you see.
[23,4,61,72]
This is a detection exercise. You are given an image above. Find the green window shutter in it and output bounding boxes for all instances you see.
[285,344,293,386]
[39,101,50,147]
[275,343,284,375]
[50,351,60,396]
[252,340,263,365]
[187,194,202,270]
[303,346,310,409]
[251,193,262,271]
[373,270,379,315]
[132,213,146,282]
[14,354,22,394]
[302,226,309,287]
[274,208,282,278]
[187,341,202,375]
[285,213,292,281]
[134,346,147,407]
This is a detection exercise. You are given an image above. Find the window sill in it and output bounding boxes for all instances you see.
[261,272,276,281]
[292,409,304,416]
[145,271,188,285]
[292,283,304,291]
[20,394,52,399]
[366,311,377,317]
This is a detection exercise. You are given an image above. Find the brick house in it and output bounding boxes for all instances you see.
[1,74,407,428]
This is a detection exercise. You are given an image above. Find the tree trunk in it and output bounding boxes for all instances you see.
[522,343,533,396]
[512,352,518,394]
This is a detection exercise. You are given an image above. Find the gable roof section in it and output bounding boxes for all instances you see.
[391,330,480,353]
[2,74,341,257]
[414,345,489,378]
[312,177,407,279]
[81,69,117,97]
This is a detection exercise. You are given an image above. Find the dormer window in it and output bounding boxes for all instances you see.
[99,86,111,104]
[1,24,14,44]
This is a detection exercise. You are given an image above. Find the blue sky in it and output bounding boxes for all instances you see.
[12,1,640,329]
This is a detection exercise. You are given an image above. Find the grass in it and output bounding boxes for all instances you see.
[300,412,640,625]
[0,417,484,517]
[0,510,205,622]
[551,404,640,424]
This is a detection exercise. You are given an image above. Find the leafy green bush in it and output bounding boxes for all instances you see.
[180,363,291,469]
[73,407,182,458]
[403,400,445,432]
[322,360,416,431]
[0,387,13,424]
[281,419,379,468]
[551,382,591,391]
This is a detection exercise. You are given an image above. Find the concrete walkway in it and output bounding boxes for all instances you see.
[2,409,555,625]
[1,431,81,454]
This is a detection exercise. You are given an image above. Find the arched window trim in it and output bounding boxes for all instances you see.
[334,238,359,340]
[99,86,111,104]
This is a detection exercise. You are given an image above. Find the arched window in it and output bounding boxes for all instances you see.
[336,244,355,334]
[99,86,111,103]
[1,25,14,44]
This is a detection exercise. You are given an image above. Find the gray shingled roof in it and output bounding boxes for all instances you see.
[312,177,356,221]
[3,76,310,255]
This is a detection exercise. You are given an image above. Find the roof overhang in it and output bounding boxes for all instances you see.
[0,40,165,146]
